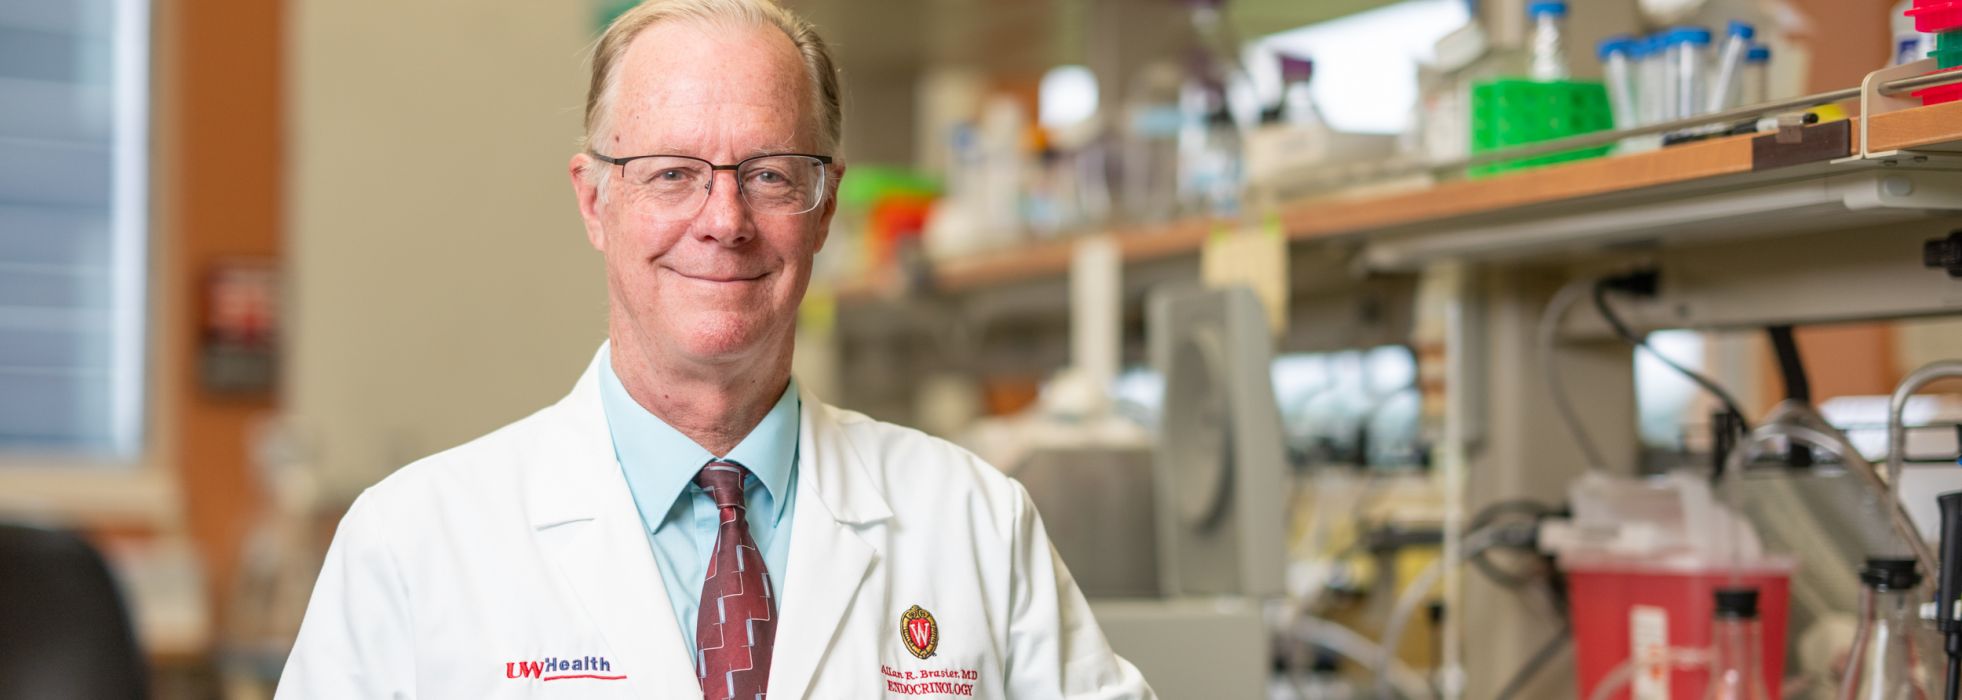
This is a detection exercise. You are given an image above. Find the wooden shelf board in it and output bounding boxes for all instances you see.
[1281,131,1757,241]
[835,101,1962,303]
[1865,99,1962,154]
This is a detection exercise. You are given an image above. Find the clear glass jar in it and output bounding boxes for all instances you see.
[1703,588,1771,700]
[1838,558,1932,700]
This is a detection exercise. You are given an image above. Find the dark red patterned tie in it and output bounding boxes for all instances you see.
[694,461,775,699]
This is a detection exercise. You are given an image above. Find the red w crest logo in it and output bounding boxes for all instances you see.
[899,605,938,659]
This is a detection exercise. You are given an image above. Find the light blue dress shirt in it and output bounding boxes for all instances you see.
[596,345,798,657]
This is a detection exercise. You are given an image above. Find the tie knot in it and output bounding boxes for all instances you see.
[693,461,749,511]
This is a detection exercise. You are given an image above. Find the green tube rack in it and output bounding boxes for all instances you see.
[1469,79,1615,178]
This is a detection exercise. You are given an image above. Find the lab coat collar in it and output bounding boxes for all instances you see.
[765,380,892,697]
[524,345,895,699]
[792,380,894,525]
[523,346,700,698]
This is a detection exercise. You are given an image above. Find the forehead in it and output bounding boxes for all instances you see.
[608,20,815,153]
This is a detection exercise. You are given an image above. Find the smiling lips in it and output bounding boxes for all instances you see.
[671,268,769,283]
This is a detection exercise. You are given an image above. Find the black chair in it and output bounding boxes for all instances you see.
[0,523,148,699]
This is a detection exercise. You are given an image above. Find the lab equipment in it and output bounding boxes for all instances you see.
[1600,35,1641,127]
[1529,1,1571,81]
[1703,588,1772,700]
[1667,27,1714,119]
[1048,283,1288,700]
[1707,21,1757,113]
[1938,491,1962,700]
[1838,558,1931,700]
[1014,446,1161,598]
[1741,45,1771,105]
[1897,0,1939,65]
[1147,284,1287,597]
[1906,1,1962,105]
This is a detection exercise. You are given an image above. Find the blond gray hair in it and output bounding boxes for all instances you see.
[580,0,842,182]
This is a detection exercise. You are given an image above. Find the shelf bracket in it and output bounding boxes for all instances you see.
[1849,57,1941,162]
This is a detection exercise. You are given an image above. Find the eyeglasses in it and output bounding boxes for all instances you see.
[589,152,834,220]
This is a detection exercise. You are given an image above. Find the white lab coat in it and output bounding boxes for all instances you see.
[277,349,1155,699]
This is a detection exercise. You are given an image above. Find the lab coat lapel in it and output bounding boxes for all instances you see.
[768,385,895,698]
[524,350,702,700]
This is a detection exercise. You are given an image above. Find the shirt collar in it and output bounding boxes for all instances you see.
[597,343,799,526]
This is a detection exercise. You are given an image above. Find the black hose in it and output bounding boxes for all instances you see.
[1591,280,1751,478]
[1493,625,1571,700]
[1946,652,1959,700]
[1767,325,1813,467]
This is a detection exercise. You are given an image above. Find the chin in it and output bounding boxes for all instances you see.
[665,310,785,363]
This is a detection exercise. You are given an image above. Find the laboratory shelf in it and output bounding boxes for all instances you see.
[834,98,1962,303]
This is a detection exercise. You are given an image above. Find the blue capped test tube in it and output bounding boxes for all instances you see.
[1706,21,1756,113]
[1741,44,1770,106]
[1598,35,1640,128]
[1664,26,1713,120]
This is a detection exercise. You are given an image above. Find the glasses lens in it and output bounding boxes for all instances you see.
[738,155,827,215]
[621,156,711,219]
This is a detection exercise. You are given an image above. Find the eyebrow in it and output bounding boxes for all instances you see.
[743,143,801,158]
[635,143,806,161]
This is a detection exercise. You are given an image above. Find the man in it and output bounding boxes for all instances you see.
[276,1,1154,698]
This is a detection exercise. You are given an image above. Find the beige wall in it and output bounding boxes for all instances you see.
[286,0,606,493]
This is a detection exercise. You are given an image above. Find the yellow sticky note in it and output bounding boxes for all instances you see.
[1200,221,1288,334]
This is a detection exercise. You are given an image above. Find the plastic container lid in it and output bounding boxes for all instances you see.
[1726,20,1757,40]
[1907,1,1962,33]
[1747,45,1772,62]
[1714,587,1761,619]
[1528,1,1568,18]
[1278,54,1313,83]
[1666,26,1714,46]
[1860,558,1923,590]
[1598,35,1639,60]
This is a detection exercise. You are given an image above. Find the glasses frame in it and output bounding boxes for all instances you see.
[588,151,836,217]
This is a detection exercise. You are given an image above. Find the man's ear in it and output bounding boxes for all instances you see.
[569,153,607,252]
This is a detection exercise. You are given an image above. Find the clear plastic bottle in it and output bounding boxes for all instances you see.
[1703,587,1772,700]
[1528,1,1570,81]
[1838,558,1932,700]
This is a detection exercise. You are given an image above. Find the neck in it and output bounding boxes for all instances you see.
[609,335,793,457]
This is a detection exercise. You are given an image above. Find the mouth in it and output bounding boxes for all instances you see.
[670,268,770,284]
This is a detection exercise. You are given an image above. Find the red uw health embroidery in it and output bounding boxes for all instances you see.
[504,655,627,681]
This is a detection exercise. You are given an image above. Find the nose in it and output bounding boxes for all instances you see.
[690,170,756,247]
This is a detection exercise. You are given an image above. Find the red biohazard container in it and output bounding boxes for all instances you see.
[1565,555,1794,700]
